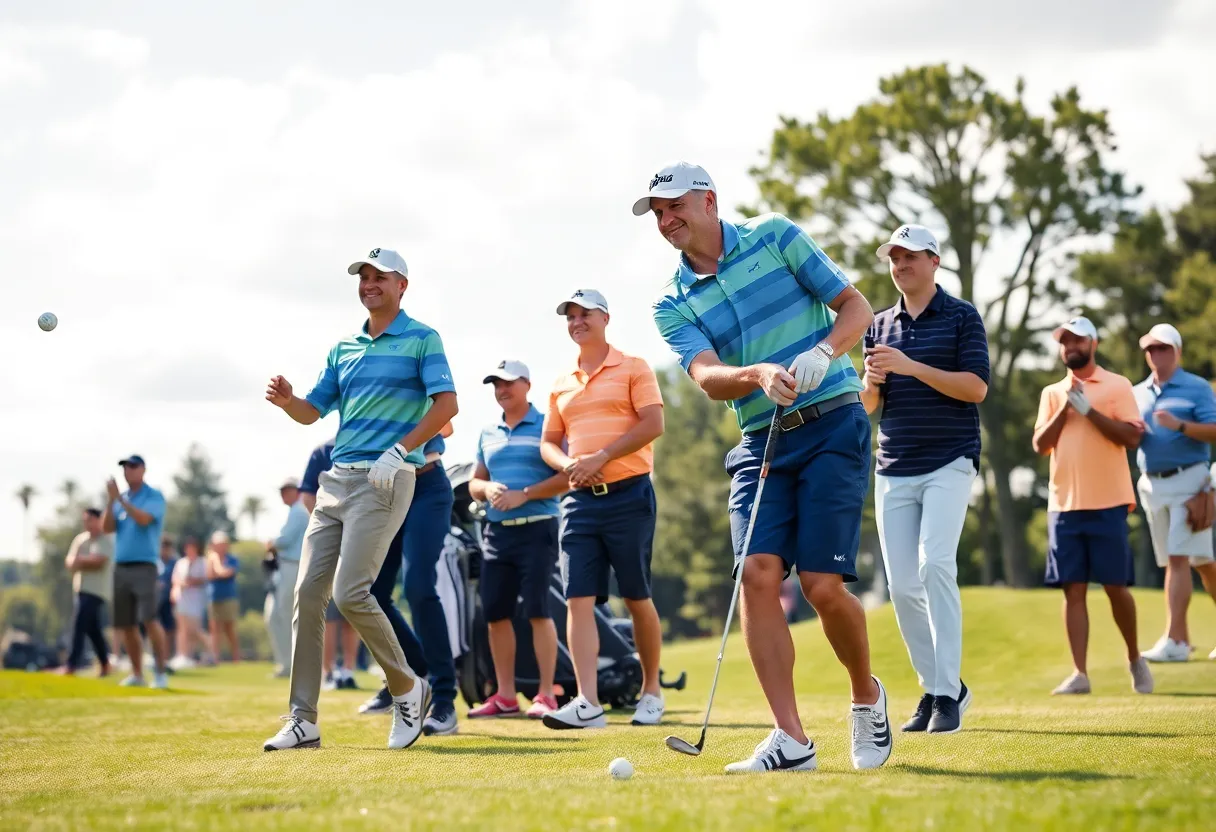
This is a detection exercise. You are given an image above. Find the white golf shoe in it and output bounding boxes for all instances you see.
[724,729,817,774]
[630,693,665,726]
[1142,636,1190,663]
[263,715,320,751]
[1210,646,1216,661]
[850,676,893,770]
[388,677,431,750]
[542,695,607,730]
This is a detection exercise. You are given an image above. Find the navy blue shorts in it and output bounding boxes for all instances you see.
[560,475,656,603]
[481,518,559,622]
[1045,507,1135,587]
[727,402,870,581]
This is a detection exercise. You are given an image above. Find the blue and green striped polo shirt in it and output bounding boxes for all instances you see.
[652,213,862,433]
[305,309,456,466]
[476,404,560,523]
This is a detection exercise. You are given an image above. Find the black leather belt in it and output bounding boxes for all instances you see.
[578,473,648,497]
[750,392,862,435]
[418,461,438,474]
[1148,463,1204,479]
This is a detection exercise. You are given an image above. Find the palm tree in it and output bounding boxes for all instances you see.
[241,495,265,540]
[15,484,36,559]
[61,479,79,506]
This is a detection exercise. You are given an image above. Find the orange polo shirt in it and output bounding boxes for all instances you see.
[545,346,663,484]
[1034,366,1142,513]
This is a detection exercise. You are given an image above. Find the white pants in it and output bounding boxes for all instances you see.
[264,559,299,672]
[1137,463,1215,567]
[875,456,975,699]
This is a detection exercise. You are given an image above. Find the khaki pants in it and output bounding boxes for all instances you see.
[265,559,299,672]
[289,465,417,723]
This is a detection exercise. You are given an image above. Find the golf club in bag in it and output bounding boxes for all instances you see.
[666,404,784,757]
[446,462,687,711]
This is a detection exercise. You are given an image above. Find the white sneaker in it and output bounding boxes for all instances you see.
[1142,636,1190,663]
[118,675,146,687]
[150,672,169,690]
[263,715,320,751]
[168,655,195,671]
[1130,657,1154,694]
[388,677,431,750]
[1209,646,1216,661]
[850,676,893,770]
[724,729,817,773]
[630,693,665,726]
[1051,671,1091,695]
[542,695,607,730]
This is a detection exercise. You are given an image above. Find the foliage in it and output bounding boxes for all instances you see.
[164,443,236,546]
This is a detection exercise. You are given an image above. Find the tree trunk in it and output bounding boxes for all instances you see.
[989,456,1032,587]
[978,482,999,585]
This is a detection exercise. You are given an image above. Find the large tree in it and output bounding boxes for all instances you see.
[745,64,1138,585]
[165,444,235,546]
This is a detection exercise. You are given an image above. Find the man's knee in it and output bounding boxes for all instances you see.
[742,556,784,597]
[800,573,848,611]
[333,583,371,618]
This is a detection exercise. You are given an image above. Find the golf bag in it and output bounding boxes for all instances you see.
[446,462,686,710]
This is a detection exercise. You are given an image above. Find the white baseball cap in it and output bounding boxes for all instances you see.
[1052,316,1099,342]
[876,224,941,258]
[483,360,531,384]
[279,476,300,491]
[347,247,409,277]
[631,161,717,216]
[557,289,609,315]
[1139,323,1182,350]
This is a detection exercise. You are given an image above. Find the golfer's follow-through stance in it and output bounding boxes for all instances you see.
[262,247,459,752]
[641,162,892,773]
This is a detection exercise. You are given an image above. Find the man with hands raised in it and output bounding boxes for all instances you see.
[261,247,458,753]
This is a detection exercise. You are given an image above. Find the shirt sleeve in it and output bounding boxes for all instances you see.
[67,533,85,561]
[768,214,849,304]
[300,446,329,494]
[543,388,566,440]
[475,431,486,466]
[275,504,309,551]
[172,558,187,582]
[653,294,715,373]
[957,304,991,384]
[98,534,114,559]
[629,359,664,411]
[1192,379,1216,424]
[418,330,457,397]
[1034,387,1058,432]
[1113,379,1145,424]
[146,490,167,522]
[304,350,341,418]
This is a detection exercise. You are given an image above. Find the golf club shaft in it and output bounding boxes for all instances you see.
[696,405,785,740]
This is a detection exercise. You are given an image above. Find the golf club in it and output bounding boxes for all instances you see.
[665,404,785,757]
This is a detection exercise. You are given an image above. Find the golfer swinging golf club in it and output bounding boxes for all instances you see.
[262,247,459,752]
[641,162,892,772]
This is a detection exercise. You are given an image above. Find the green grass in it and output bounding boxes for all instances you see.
[2,587,1214,831]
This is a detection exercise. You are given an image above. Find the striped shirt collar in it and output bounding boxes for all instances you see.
[500,403,542,427]
[677,220,741,288]
[567,345,624,380]
[894,284,947,318]
[358,309,410,340]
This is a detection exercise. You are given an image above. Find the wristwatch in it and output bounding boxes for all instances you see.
[816,342,835,359]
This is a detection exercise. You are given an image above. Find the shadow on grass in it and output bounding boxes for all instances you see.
[1153,692,1216,698]
[342,744,575,756]
[970,728,1201,739]
[898,764,1122,783]
[451,732,582,743]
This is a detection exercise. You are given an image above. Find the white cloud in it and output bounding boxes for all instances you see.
[2,1,1215,555]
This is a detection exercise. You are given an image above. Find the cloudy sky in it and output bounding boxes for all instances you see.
[3,1,1214,557]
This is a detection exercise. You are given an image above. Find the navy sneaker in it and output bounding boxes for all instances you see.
[901,693,935,732]
[358,685,393,715]
[422,701,459,736]
[928,681,971,734]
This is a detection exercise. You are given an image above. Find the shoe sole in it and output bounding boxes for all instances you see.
[468,710,521,719]
[359,705,393,716]
[1143,655,1188,663]
[542,714,607,730]
[264,739,321,752]
[422,723,459,737]
[725,758,818,774]
[630,715,664,726]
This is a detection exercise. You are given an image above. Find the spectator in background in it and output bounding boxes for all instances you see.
[206,531,241,663]
[1032,317,1152,695]
[103,454,171,689]
[170,537,210,668]
[266,476,308,678]
[1132,323,1216,663]
[157,537,178,665]
[62,507,114,676]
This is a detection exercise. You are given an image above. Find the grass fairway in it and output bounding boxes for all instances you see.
[2,587,1214,831]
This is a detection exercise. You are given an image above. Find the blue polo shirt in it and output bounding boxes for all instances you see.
[423,434,445,456]
[476,404,560,523]
[653,214,863,434]
[207,554,240,602]
[867,285,990,477]
[1133,369,1216,473]
[305,310,456,467]
[300,439,334,495]
[112,484,167,565]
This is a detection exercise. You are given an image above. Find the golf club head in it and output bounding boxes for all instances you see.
[664,735,703,756]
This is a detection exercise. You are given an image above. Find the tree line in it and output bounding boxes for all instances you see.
[6,64,1216,643]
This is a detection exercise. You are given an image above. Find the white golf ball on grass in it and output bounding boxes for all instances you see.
[38,312,58,331]
[608,757,634,780]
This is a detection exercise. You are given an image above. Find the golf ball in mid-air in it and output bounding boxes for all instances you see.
[608,757,633,780]
[37,312,57,332]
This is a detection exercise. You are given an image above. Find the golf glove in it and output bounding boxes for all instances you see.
[1066,388,1092,416]
[368,444,413,491]
[788,343,833,394]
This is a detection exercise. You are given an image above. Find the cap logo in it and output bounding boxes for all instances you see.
[497,361,506,369]
[692,180,709,187]
[649,174,674,190]
[897,227,911,239]
[369,248,381,258]
[572,290,585,298]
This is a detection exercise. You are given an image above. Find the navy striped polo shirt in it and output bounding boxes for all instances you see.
[867,285,990,477]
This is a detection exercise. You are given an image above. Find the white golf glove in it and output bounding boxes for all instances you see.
[368,444,413,491]
[788,343,834,394]
[1066,388,1092,416]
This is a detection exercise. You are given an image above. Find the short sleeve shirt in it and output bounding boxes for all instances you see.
[113,485,167,565]
[1034,366,1141,512]
[476,404,561,522]
[1133,369,1216,473]
[544,347,663,484]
